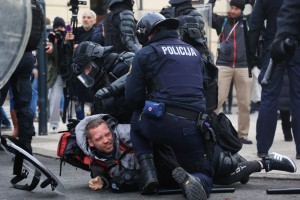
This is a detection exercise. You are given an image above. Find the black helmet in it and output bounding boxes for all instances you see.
[72,41,113,87]
[136,12,179,45]
[169,0,191,5]
[106,0,134,8]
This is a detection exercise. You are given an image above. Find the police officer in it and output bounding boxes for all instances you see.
[104,0,139,53]
[261,0,300,159]
[247,0,284,158]
[125,12,213,199]
[0,0,43,153]
[160,0,218,113]
[72,41,134,123]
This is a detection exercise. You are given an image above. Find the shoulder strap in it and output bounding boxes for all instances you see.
[219,18,227,36]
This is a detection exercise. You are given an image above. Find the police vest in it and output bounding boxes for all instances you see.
[148,38,204,102]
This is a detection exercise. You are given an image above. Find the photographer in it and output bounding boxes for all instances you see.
[65,10,97,121]
[47,17,72,132]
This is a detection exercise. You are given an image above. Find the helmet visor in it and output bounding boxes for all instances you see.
[77,62,99,88]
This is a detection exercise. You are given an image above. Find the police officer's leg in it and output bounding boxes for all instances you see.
[139,113,213,199]
[288,49,300,158]
[130,110,158,194]
[11,52,35,154]
[256,51,284,156]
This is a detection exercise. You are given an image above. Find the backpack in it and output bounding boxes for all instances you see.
[57,130,92,176]
[209,112,243,154]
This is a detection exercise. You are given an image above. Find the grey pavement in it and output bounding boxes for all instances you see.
[1,102,300,181]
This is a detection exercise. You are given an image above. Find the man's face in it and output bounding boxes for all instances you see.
[227,6,242,19]
[82,12,96,31]
[88,123,114,154]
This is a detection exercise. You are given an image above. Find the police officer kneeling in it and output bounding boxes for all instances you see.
[125,12,213,199]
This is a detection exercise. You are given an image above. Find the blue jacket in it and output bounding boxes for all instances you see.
[276,0,300,38]
[125,30,206,112]
[211,10,248,68]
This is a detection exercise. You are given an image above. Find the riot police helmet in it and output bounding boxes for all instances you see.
[106,0,134,8]
[169,0,191,5]
[136,12,179,45]
[72,41,113,87]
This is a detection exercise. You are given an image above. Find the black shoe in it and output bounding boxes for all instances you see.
[263,152,297,173]
[296,154,300,160]
[257,152,268,158]
[284,136,293,142]
[240,137,253,144]
[240,176,249,184]
[172,167,207,200]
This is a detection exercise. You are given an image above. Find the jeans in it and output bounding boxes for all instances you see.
[30,77,38,118]
[1,107,11,127]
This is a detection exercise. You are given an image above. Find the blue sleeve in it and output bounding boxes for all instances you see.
[276,0,300,37]
[125,49,147,110]
[248,0,265,57]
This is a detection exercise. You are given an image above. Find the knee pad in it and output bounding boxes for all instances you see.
[216,151,242,175]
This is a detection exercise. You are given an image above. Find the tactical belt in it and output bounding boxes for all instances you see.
[165,106,200,122]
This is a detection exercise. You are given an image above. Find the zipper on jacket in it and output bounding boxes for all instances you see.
[233,19,237,68]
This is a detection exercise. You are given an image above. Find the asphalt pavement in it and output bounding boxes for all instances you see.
[1,104,300,199]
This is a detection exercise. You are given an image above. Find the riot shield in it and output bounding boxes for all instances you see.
[195,4,212,51]
[0,0,32,89]
[0,135,64,195]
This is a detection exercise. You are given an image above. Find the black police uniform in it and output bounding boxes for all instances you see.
[0,52,36,153]
[250,0,300,157]
[160,0,218,113]
[104,1,139,53]
[125,29,213,196]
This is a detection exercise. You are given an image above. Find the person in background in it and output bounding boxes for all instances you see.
[208,0,253,145]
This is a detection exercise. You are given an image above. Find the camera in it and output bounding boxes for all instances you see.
[48,31,63,43]
[67,0,87,7]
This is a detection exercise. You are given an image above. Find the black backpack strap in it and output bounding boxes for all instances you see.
[106,141,133,171]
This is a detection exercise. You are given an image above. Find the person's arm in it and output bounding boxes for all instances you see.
[271,0,300,62]
[276,0,300,37]
[248,0,265,63]
[207,0,226,35]
[119,10,139,53]
[125,50,148,110]
[89,163,110,190]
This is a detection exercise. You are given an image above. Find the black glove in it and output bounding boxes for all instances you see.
[271,33,298,63]
[245,0,256,6]
[67,118,81,131]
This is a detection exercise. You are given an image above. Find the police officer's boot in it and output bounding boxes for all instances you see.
[172,167,207,200]
[138,154,158,195]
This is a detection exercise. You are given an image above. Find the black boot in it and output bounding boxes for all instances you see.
[228,104,232,114]
[138,154,158,195]
[280,110,293,141]
[282,122,293,141]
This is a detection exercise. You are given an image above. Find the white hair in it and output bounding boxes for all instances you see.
[83,10,97,19]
